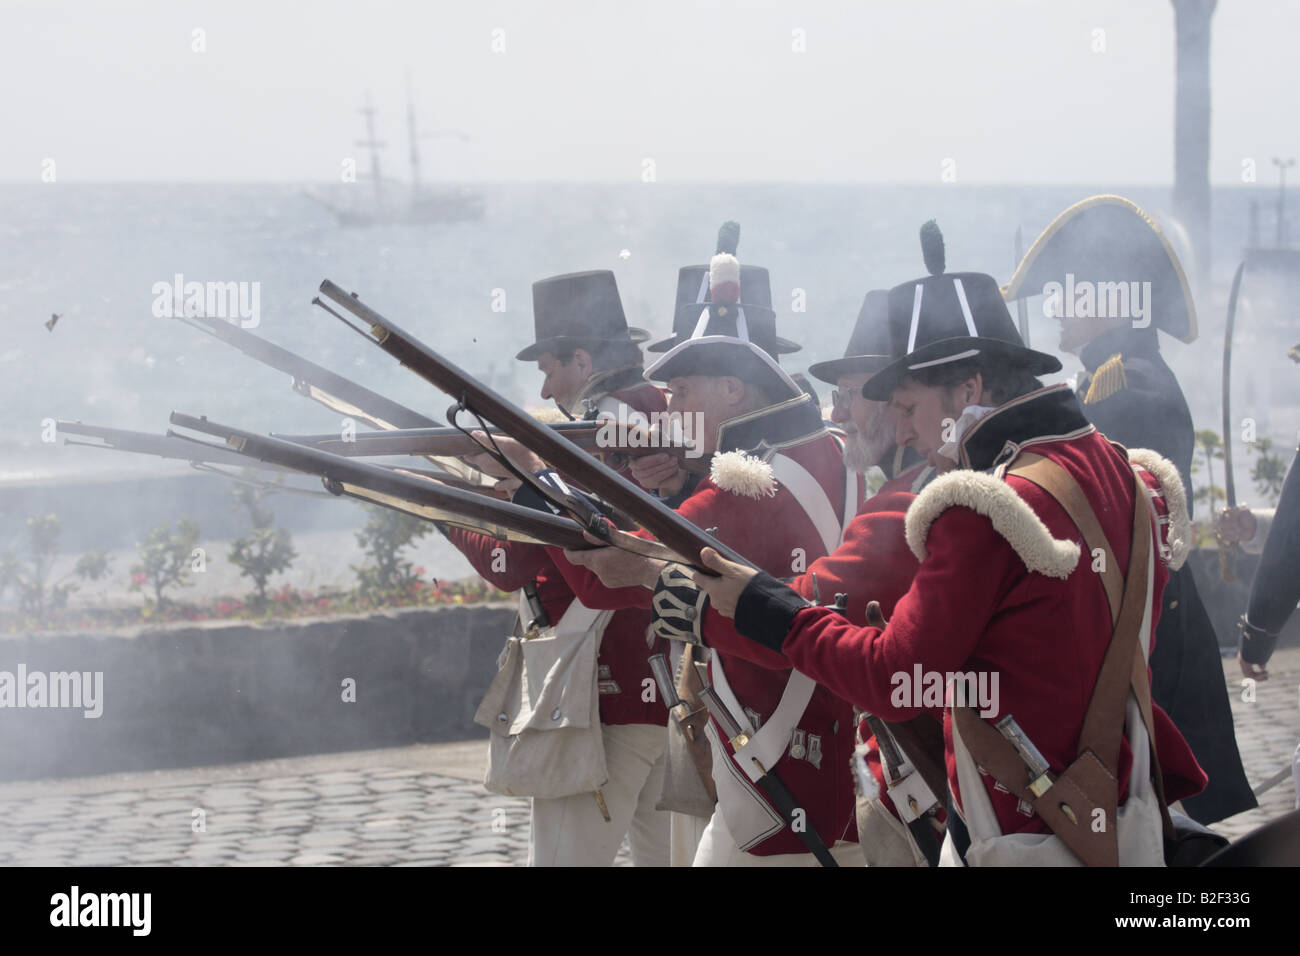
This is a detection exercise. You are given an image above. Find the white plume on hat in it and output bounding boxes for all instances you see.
[708,253,741,305]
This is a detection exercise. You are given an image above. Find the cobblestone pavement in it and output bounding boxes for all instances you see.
[0,742,630,867]
[0,651,1294,866]
[1208,646,1299,841]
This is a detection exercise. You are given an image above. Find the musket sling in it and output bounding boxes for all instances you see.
[952,451,1174,867]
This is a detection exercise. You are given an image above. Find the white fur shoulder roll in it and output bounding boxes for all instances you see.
[905,470,1081,579]
[1127,448,1191,571]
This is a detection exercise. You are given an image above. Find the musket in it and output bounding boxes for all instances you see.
[60,420,298,473]
[277,422,598,457]
[57,419,504,500]
[274,421,714,474]
[178,313,494,488]
[314,281,752,573]
[57,419,335,499]
[177,313,438,431]
[1219,260,1247,582]
[166,412,676,559]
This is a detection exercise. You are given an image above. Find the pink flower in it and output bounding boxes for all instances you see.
[131,572,148,586]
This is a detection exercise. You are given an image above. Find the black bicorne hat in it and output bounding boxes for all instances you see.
[648,221,800,354]
[863,221,1062,401]
[644,222,801,398]
[807,290,892,384]
[1002,194,1198,344]
[516,270,650,362]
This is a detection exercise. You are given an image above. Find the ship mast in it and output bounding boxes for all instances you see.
[355,92,385,209]
[406,74,421,196]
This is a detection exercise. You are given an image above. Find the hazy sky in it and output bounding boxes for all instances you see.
[3,0,1297,183]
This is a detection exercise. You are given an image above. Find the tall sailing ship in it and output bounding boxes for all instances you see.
[307,90,484,227]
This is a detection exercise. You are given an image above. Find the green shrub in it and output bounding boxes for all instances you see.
[130,517,201,610]
[351,505,432,605]
[227,482,296,610]
[0,514,109,617]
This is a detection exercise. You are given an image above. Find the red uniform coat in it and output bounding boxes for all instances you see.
[733,386,1207,840]
[549,396,861,856]
[444,531,666,726]
[442,374,670,728]
[701,465,928,824]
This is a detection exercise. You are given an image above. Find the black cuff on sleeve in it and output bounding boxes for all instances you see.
[510,478,557,514]
[660,471,703,510]
[1239,616,1279,667]
[734,571,811,652]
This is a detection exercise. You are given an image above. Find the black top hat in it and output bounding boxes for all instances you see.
[807,290,892,384]
[648,222,801,354]
[644,230,801,399]
[1002,194,1198,344]
[863,221,1062,401]
[516,270,650,362]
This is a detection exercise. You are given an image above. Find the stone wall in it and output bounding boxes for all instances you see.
[0,603,515,783]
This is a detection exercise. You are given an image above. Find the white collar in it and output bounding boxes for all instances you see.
[936,404,999,464]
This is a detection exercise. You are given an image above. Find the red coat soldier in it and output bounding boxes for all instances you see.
[556,228,862,865]
[691,223,1207,866]
[686,290,940,865]
[443,269,672,867]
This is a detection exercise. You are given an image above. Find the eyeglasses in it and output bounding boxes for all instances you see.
[830,385,865,409]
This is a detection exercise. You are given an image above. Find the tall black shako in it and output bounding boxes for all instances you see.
[863,219,1059,401]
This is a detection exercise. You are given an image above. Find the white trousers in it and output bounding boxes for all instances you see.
[529,722,670,867]
[669,811,711,867]
[691,806,862,867]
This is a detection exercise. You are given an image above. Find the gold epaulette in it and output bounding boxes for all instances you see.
[1083,353,1127,404]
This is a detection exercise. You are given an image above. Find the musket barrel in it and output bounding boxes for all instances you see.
[180,314,437,431]
[168,412,596,551]
[317,281,746,572]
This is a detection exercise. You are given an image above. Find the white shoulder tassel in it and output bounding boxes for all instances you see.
[710,450,777,499]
